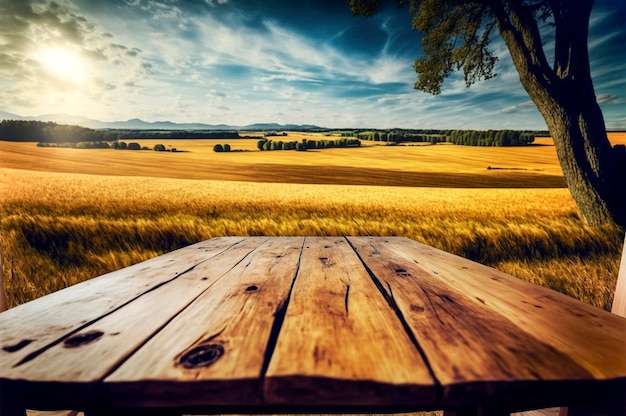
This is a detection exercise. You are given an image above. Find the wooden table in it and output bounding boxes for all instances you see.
[1,237,625,416]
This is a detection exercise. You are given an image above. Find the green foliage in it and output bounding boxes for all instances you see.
[117,130,240,140]
[255,138,361,152]
[224,144,231,152]
[75,141,111,149]
[357,129,536,146]
[0,120,108,143]
[128,142,141,151]
[154,144,166,151]
[257,139,268,150]
[213,144,224,152]
[446,130,535,146]
[351,1,499,95]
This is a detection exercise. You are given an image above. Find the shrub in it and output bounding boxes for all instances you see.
[128,142,141,150]
[223,144,231,152]
[213,144,224,152]
[257,139,268,150]
[154,144,166,151]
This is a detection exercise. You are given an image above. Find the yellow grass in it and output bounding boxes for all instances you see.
[1,167,622,310]
[1,133,624,310]
[0,136,566,187]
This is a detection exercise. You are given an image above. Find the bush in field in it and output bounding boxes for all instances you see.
[224,144,231,152]
[257,139,268,150]
[128,142,141,150]
[114,141,128,150]
[75,141,110,149]
[296,142,306,151]
[154,144,166,151]
[213,144,224,152]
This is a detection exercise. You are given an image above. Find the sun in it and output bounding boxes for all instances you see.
[39,48,88,83]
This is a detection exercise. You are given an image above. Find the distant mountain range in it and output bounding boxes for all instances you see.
[0,110,325,131]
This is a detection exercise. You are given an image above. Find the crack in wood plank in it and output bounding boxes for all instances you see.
[259,238,306,382]
[345,236,444,403]
[96,239,270,383]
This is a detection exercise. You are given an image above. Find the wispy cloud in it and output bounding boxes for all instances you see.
[0,0,623,129]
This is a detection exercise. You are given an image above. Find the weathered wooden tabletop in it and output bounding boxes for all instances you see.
[1,237,625,415]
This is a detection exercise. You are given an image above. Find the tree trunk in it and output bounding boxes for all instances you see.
[538,91,625,227]
[492,1,625,227]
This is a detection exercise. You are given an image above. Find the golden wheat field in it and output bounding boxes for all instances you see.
[1,132,625,309]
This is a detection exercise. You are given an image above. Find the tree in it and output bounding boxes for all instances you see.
[213,144,224,152]
[350,0,625,227]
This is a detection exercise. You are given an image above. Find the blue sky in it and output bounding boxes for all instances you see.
[0,0,625,129]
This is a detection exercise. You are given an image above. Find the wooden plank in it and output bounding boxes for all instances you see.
[611,235,626,317]
[100,237,305,408]
[364,237,626,380]
[346,237,626,408]
[264,236,436,407]
[0,237,244,372]
[1,237,268,381]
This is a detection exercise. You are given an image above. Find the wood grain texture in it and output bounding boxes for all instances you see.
[0,237,244,372]
[2,237,268,383]
[346,237,626,408]
[264,236,436,407]
[612,235,626,317]
[102,237,305,408]
[369,237,626,380]
[3,236,626,415]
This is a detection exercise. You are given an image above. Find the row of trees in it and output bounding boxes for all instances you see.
[355,131,444,143]
[0,120,117,143]
[36,141,175,151]
[352,129,536,146]
[446,130,535,146]
[256,138,361,151]
[117,130,240,140]
[0,120,243,143]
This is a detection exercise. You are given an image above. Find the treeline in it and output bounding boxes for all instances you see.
[350,131,445,144]
[116,130,240,140]
[37,141,179,151]
[445,130,535,146]
[256,138,361,151]
[342,129,543,146]
[0,120,242,142]
[0,120,117,143]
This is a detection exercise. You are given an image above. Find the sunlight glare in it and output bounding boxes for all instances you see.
[39,48,87,83]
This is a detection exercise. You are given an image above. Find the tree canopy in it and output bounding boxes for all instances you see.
[350,0,625,227]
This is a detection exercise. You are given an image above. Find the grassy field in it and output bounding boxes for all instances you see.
[1,133,625,309]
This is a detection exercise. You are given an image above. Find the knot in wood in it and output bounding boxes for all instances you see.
[63,330,104,348]
[3,339,33,353]
[179,343,224,369]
